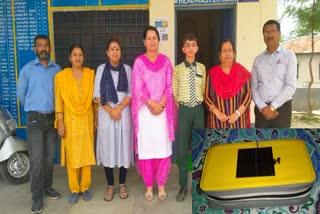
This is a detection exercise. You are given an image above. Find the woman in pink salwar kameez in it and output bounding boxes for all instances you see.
[131,26,176,201]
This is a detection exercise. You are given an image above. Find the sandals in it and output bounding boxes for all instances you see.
[158,186,168,201]
[104,186,114,201]
[119,184,129,199]
[144,187,153,201]
[144,186,167,201]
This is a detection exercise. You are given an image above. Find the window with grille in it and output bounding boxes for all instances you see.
[53,10,149,70]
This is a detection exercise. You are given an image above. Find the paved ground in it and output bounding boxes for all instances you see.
[0,164,192,214]
[291,113,320,128]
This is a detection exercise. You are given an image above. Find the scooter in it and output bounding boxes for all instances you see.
[0,106,30,184]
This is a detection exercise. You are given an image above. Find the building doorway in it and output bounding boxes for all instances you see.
[176,7,235,70]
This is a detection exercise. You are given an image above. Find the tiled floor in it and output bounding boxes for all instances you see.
[0,163,192,214]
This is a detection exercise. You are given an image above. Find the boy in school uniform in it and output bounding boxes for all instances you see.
[173,33,206,201]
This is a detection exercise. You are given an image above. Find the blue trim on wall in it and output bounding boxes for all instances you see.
[101,0,148,5]
[51,0,148,7]
[16,128,27,141]
[51,0,99,7]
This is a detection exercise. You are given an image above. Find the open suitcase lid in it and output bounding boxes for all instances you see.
[200,139,316,192]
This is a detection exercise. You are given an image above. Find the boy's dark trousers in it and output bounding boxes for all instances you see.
[177,103,204,188]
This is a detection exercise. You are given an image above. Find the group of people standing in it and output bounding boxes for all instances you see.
[174,19,296,202]
[17,19,296,214]
[205,19,296,129]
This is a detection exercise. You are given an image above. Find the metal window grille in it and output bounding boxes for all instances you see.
[53,10,149,69]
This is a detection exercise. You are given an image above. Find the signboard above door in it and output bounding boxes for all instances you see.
[174,0,236,5]
[174,0,259,5]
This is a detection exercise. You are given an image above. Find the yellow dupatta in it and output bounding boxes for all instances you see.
[54,67,95,166]
[59,67,94,115]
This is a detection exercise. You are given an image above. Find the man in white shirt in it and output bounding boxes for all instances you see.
[251,20,297,128]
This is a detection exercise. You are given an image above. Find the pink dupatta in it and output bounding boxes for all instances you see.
[131,54,176,155]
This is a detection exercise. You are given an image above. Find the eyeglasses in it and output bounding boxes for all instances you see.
[263,30,279,36]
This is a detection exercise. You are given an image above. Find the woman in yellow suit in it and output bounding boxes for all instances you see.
[55,44,96,204]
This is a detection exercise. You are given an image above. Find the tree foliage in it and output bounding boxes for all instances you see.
[279,0,320,115]
[280,0,320,37]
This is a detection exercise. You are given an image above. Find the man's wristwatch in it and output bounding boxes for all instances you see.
[269,105,275,112]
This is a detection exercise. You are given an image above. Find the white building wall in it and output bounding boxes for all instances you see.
[236,0,277,71]
[296,53,320,88]
[149,0,175,63]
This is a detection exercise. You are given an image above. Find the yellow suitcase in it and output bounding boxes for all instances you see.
[200,139,316,209]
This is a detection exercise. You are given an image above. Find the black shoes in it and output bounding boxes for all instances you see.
[82,190,92,201]
[45,187,62,200]
[176,186,187,201]
[69,192,80,204]
[31,188,61,213]
[31,199,43,214]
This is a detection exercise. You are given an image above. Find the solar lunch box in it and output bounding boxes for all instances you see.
[199,139,316,209]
